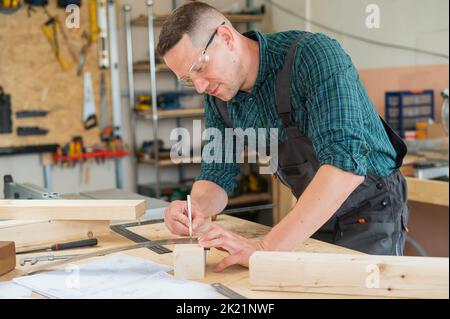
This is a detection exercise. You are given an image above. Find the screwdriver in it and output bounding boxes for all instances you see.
[16,238,98,255]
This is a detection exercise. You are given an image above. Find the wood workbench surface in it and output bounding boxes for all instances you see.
[1,215,369,299]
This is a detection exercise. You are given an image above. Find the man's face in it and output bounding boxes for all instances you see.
[163,31,243,101]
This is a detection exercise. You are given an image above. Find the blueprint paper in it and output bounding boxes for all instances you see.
[13,253,217,299]
[84,272,218,299]
[0,281,33,299]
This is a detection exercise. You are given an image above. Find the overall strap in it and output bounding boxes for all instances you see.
[275,37,305,139]
[214,98,233,128]
[276,38,302,126]
[214,36,305,131]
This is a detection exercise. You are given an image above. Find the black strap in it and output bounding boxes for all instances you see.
[379,116,407,169]
[214,37,306,130]
[275,38,304,129]
[214,98,233,128]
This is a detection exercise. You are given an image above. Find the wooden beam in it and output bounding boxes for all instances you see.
[250,252,449,299]
[406,177,449,207]
[0,220,110,248]
[0,241,16,276]
[0,200,145,220]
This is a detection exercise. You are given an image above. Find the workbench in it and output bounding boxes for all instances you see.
[1,209,368,299]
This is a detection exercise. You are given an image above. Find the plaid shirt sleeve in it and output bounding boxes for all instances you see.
[195,96,240,195]
[298,33,369,176]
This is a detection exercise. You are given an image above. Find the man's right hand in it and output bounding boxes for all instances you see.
[163,200,207,236]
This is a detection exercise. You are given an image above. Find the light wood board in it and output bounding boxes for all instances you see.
[406,177,449,207]
[0,199,145,220]
[0,219,110,248]
[250,251,449,299]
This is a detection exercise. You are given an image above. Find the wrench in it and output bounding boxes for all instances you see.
[20,255,81,266]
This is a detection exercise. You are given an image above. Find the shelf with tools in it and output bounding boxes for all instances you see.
[133,62,172,73]
[123,1,268,210]
[137,156,203,167]
[130,13,264,27]
[134,107,205,120]
[228,192,272,206]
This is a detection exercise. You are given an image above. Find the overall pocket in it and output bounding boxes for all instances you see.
[334,184,398,255]
[335,220,396,255]
[277,161,315,198]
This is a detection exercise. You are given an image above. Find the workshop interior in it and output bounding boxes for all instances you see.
[0,0,449,301]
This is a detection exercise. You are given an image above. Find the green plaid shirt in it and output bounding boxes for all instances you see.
[196,30,397,195]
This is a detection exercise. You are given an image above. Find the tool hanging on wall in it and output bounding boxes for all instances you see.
[88,0,99,41]
[83,72,98,129]
[0,0,21,14]
[41,16,77,71]
[24,0,47,17]
[77,31,92,76]
[99,71,113,141]
[96,0,109,69]
[57,0,81,8]
[17,126,49,136]
[0,87,12,134]
[16,110,49,118]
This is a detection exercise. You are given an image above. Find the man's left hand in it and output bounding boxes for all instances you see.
[198,224,265,272]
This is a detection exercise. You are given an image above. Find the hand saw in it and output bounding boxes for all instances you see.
[25,237,199,276]
[83,72,98,129]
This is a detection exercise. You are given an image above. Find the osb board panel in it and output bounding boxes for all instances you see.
[0,2,111,148]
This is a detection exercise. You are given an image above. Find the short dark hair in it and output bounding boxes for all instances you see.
[157,1,220,57]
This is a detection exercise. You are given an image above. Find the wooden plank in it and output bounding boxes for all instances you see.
[0,241,15,276]
[250,252,449,299]
[406,177,449,207]
[0,220,111,248]
[0,200,146,220]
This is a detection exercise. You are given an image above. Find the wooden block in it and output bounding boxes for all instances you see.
[250,252,449,299]
[0,199,146,220]
[0,241,16,276]
[173,244,205,280]
[0,220,110,248]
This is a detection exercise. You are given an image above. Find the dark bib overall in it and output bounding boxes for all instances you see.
[215,37,409,256]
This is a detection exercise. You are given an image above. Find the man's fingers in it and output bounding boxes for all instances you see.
[192,215,205,231]
[174,212,190,227]
[199,225,225,242]
[199,237,238,255]
[214,255,240,272]
[170,220,190,236]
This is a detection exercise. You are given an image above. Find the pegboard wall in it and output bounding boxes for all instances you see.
[0,0,111,148]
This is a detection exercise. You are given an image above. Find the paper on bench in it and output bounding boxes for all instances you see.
[0,281,33,299]
[13,253,217,299]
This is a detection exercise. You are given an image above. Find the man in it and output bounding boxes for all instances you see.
[157,1,409,272]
